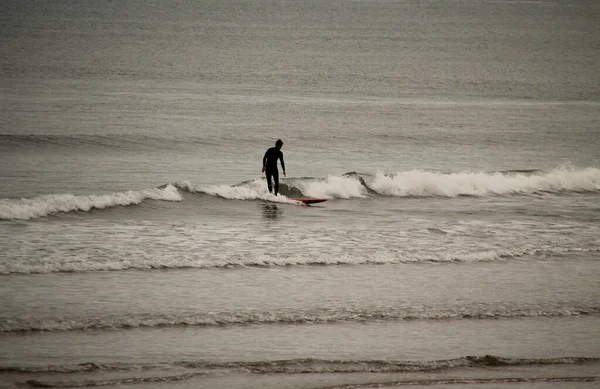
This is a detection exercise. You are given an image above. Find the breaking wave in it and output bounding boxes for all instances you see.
[0,185,182,220]
[176,180,299,204]
[300,166,600,199]
[180,166,600,201]
[366,166,600,198]
[1,166,598,220]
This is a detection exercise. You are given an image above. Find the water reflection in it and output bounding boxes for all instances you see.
[261,203,282,220]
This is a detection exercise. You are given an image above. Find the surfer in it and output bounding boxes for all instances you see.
[262,139,286,196]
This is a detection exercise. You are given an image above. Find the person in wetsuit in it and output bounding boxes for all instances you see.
[262,139,286,195]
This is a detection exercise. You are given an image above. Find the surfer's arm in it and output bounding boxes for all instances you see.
[262,151,268,172]
[280,152,286,176]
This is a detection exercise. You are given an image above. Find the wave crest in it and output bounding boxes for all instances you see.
[367,166,600,198]
[2,166,598,220]
[0,185,182,220]
[177,166,600,201]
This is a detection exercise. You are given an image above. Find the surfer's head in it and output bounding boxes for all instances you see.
[276,139,283,148]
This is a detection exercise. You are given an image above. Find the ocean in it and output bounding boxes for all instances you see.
[1,0,599,388]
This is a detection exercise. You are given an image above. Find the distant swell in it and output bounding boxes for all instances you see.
[3,355,599,374]
[0,185,182,220]
[25,373,203,388]
[0,134,215,151]
[3,305,599,332]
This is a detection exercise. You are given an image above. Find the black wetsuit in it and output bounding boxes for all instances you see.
[262,146,285,195]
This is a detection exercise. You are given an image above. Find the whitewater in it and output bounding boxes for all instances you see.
[2,166,599,220]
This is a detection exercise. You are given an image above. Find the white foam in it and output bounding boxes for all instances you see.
[178,166,600,202]
[179,180,299,204]
[182,175,367,201]
[297,175,368,199]
[0,185,183,220]
[369,166,600,197]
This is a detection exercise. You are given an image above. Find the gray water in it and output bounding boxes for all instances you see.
[1,0,600,388]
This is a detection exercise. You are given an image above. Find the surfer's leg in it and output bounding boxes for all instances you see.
[273,170,280,196]
[265,171,273,193]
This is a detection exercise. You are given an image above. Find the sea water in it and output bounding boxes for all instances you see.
[1,0,599,388]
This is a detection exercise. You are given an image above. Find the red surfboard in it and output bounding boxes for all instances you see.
[289,197,327,205]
